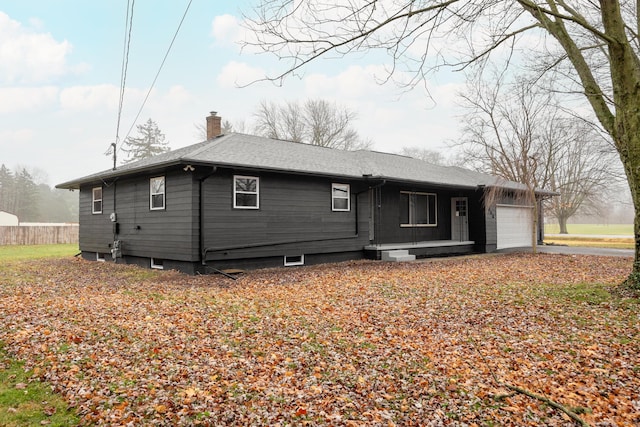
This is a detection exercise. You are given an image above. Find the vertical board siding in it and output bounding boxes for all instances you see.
[0,225,79,245]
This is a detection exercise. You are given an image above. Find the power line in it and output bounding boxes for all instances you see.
[117,0,135,142]
[118,0,194,155]
[108,0,135,167]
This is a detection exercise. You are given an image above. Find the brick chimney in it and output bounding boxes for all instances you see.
[206,111,222,139]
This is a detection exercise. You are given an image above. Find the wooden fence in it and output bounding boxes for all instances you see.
[0,224,79,245]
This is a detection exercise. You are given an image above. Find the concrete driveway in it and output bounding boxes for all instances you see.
[498,245,634,257]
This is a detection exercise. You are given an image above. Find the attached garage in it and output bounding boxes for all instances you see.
[496,205,534,249]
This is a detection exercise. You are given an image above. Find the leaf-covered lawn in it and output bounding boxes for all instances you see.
[0,254,638,426]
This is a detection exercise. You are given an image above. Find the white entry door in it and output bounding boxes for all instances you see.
[451,197,469,241]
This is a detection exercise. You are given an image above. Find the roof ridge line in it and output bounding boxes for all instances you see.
[182,134,229,160]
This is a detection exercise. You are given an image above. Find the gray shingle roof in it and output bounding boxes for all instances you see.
[56,133,552,194]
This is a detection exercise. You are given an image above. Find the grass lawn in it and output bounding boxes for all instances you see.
[0,344,79,426]
[544,236,634,249]
[0,252,638,426]
[0,244,78,262]
[0,245,80,426]
[544,223,633,235]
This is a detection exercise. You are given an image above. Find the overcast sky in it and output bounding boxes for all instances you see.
[1,0,465,186]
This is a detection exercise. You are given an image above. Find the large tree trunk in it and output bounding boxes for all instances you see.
[620,146,640,283]
[599,2,640,286]
[558,216,568,234]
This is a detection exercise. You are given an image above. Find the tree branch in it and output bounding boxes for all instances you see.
[468,337,590,427]
[517,0,614,43]
[243,0,461,84]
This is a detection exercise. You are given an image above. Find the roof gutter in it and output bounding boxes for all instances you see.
[478,184,559,197]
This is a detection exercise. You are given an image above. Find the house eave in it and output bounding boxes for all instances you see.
[480,184,559,197]
[56,160,557,195]
[55,159,190,189]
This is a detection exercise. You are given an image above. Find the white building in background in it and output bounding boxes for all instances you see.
[0,211,19,226]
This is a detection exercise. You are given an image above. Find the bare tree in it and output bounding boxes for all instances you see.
[546,121,614,234]
[398,147,447,165]
[460,74,558,185]
[460,75,551,252]
[255,100,305,142]
[254,99,372,150]
[460,73,615,241]
[245,1,640,287]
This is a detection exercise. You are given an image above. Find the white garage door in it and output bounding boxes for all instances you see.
[496,205,533,249]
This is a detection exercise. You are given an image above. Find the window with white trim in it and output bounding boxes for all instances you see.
[233,175,259,209]
[400,191,437,226]
[332,183,350,211]
[92,187,103,214]
[150,176,165,210]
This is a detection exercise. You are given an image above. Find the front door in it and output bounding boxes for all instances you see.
[451,197,469,241]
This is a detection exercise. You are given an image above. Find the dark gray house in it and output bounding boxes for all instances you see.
[57,112,553,274]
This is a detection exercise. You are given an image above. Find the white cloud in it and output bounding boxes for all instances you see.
[28,17,44,30]
[304,65,389,99]
[0,11,72,84]
[217,61,265,88]
[279,64,466,153]
[0,86,59,113]
[0,128,35,143]
[162,85,192,107]
[211,14,242,45]
[428,82,466,109]
[59,84,121,111]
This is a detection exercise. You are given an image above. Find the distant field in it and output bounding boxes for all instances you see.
[544,223,633,235]
[0,244,78,261]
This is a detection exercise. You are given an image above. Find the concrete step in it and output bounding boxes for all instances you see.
[381,250,416,262]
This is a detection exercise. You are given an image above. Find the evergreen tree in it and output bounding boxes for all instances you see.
[36,185,79,222]
[0,164,14,213]
[121,118,170,164]
[13,168,38,221]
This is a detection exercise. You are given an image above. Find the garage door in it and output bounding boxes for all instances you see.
[496,205,533,249]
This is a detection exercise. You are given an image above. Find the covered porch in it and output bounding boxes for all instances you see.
[364,240,476,260]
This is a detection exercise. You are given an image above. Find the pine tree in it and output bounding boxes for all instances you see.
[13,168,38,221]
[0,164,15,213]
[121,118,170,164]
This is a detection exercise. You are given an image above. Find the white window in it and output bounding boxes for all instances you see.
[92,187,103,214]
[234,175,259,209]
[284,255,304,266]
[96,252,106,262]
[151,258,164,270]
[150,176,165,210]
[332,183,350,211]
[400,192,437,227]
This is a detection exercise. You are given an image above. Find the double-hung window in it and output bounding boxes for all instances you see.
[150,176,165,210]
[233,175,259,209]
[332,183,350,211]
[400,191,437,226]
[92,187,103,214]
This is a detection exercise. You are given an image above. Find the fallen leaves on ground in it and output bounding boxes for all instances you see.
[0,253,638,426]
